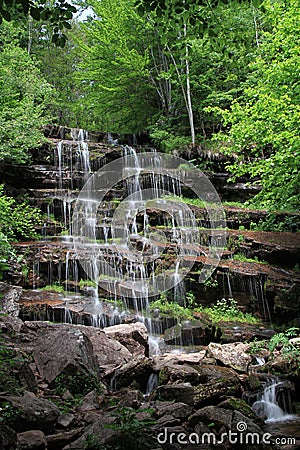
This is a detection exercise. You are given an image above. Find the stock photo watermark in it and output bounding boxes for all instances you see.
[157,421,296,446]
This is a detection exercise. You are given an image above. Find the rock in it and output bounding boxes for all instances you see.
[152,383,194,406]
[46,428,83,449]
[30,322,131,386]
[207,342,251,372]
[0,314,26,334]
[159,363,201,385]
[118,389,143,409]
[151,351,206,372]
[231,410,263,435]
[0,282,22,317]
[218,397,262,425]
[164,319,214,346]
[79,390,101,412]
[103,322,149,356]
[154,401,192,420]
[109,356,152,392]
[192,366,241,407]
[189,406,232,430]
[2,391,60,432]
[17,430,47,449]
[157,415,181,428]
[57,413,75,429]
[0,425,17,450]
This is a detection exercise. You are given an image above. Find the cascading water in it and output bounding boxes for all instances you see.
[252,379,296,423]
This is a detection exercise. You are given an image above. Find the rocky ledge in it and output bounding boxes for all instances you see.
[1,311,299,450]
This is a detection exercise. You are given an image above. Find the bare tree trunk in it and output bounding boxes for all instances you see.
[184,22,195,145]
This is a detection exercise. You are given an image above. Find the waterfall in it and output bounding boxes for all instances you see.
[252,379,296,422]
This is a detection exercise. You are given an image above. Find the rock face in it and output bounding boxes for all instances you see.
[0,282,22,317]
[28,322,132,385]
[103,322,149,356]
[207,342,251,372]
[164,319,215,346]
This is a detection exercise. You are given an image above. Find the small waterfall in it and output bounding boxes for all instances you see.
[145,373,159,396]
[252,379,296,423]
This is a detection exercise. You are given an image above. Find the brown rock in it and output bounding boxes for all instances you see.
[17,430,47,449]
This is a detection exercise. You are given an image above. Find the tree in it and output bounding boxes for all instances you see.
[76,0,158,133]
[0,0,76,47]
[0,43,55,164]
[214,0,300,210]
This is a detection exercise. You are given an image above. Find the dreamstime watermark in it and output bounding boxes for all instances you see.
[157,422,296,446]
[72,152,227,298]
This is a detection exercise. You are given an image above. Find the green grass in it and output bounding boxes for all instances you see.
[195,298,259,324]
[232,253,267,264]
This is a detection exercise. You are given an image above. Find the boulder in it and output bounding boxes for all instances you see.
[159,363,201,385]
[0,283,22,317]
[189,406,232,430]
[152,383,194,406]
[0,425,17,450]
[2,391,60,432]
[109,356,152,392]
[207,342,251,372]
[57,413,75,429]
[29,322,131,385]
[103,322,149,356]
[17,430,47,449]
[154,401,192,420]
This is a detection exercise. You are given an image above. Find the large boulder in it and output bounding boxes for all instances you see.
[207,342,251,372]
[1,391,60,432]
[103,322,149,356]
[27,322,132,385]
[151,383,195,406]
[17,430,47,450]
[109,356,152,392]
[158,362,201,385]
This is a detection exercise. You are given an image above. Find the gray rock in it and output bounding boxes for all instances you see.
[207,342,251,373]
[17,430,47,449]
[2,391,60,432]
[30,322,131,385]
[155,401,192,420]
[0,282,22,317]
[109,356,152,391]
[57,413,75,429]
[164,319,214,346]
[79,390,101,412]
[189,406,232,430]
[159,363,200,385]
[152,383,194,406]
[103,322,149,356]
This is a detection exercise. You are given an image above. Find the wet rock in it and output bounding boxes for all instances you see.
[158,363,201,385]
[1,391,60,432]
[29,322,131,385]
[17,430,47,449]
[164,319,214,346]
[103,322,149,356]
[152,383,195,406]
[207,342,251,372]
[109,356,152,392]
[0,282,22,317]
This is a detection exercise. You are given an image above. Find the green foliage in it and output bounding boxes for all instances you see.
[0,232,15,279]
[268,327,299,353]
[53,370,101,396]
[196,298,259,324]
[0,0,76,47]
[233,253,266,264]
[204,277,219,290]
[150,294,193,321]
[247,338,267,355]
[0,43,55,164]
[41,284,67,294]
[0,186,42,240]
[213,0,300,211]
[149,126,191,154]
[0,328,26,393]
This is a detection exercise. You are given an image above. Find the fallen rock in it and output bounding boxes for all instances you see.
[57,413,75,429]
[154,401,192,420]
[189,405,232,430]
[79,390,101,412]
[207,342,251,372]
[1,391,60,432]
[17,430,47,449]
[103,322,149,356]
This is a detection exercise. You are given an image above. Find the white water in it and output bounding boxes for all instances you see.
[252,379,296,423]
